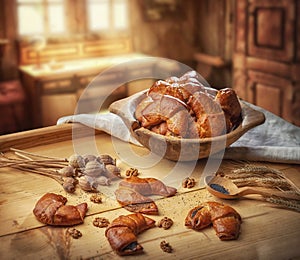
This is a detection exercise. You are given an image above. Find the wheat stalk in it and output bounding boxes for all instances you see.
[216,163,300,212]
[0,149,70,190]
[264,196,300,212]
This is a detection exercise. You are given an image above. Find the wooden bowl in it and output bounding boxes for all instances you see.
[109,91,265,161]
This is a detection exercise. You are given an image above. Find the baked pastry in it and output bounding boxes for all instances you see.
[105,213,155,255]
[215,88,242,131]
[119,176,177,197]
[33,193,88,226]
[115,187,159,215]
[185,201,242,240]
[115,176,177,215]
[135,71,242,138]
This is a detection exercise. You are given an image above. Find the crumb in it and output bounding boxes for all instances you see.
[90,194,102,203]
[67,228,82,239]
[93,217,110,228]
[157,217,173,230]
[160,240,173,253]
[182,177,196,188]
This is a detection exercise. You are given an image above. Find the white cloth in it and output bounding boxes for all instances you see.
[223,103,300,164]
[57,103,300,164]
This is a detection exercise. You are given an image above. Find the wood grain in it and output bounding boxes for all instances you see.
[0,128,299,259]
[0,123,102,152]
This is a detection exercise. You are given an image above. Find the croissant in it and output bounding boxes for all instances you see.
[115,176,177,215]
[149,70,208,102]
[119,176,177,197]
[105,213,155,255]
[185,201,242,240]
[136,93,191,137]
[187,91,226,138]
[215,88,242,131]
[135,71,241,138]
[33,193,88,226]
[115,187,159,215]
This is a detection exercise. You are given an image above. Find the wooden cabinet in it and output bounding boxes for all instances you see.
[233,0,300,126]
[19,53,156,128]
[20,70,129,128]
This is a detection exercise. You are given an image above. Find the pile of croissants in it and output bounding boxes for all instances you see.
[135,71,242,138]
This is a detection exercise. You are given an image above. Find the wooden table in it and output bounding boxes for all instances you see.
[0,124,299,259]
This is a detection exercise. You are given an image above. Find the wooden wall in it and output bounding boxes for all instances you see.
[130,0,198,66]
[194,0,234,88]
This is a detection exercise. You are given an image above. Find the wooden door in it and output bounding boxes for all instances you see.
[233,0,300,126]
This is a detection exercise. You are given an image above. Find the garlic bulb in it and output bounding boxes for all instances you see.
[84,160,106,178]
[68,154,85,169]
[78,176,98,192]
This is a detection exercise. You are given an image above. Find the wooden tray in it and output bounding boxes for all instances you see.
[109,91,266,161]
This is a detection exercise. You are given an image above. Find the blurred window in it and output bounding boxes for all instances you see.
[17,0,66,36]
[87,0,128,33]
[16,0,128,38]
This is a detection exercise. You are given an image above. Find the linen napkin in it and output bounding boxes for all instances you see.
[57,102,300,164]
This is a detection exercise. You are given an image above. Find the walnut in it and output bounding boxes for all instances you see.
[67,228,82,239]
[125,168,139,177]
[182,177,196,188]
[90,194,103,203]
[157,217,173,230]
[160,240,173,253]
[93,217,110,228]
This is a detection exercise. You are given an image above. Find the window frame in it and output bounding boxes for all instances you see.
[16,0,67,37]
[16,0,130,41]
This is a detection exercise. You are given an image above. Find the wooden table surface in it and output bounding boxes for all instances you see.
[0,124,299,259]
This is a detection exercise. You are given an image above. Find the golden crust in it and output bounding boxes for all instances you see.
[185,201,242,241]
[135,71,241,138]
